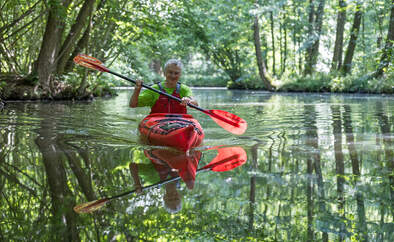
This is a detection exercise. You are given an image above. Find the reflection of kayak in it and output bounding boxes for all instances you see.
[73,145,247,214]
[139,113,204,151]
[144,148,202,189]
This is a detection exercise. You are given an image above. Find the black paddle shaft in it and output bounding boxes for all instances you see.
[108,166,210,201]
[108,70,208,113]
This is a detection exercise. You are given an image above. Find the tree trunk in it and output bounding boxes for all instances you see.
[342,1,363,75]
[67,14,93,73]
[312,0,326,67]
[376,7,385,49]
[374,1,394,78]
[57,0,96,74]
[331,0,347,71]
[270,11,276,76]
[305,0,326,75]
[253,15,274,91]
[279,20,283,76]
[304,0,315,75]
[35,0,72,93]
[292,5,297,74]
[281,12,288,76]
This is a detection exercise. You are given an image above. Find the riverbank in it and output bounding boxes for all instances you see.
[1,72,392,102]
[227,72,393,94]
[276,72,393,94]
[0,75,116,101]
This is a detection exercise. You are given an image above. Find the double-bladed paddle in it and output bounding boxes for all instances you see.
[73,54,247,135]
[73,146,247,214]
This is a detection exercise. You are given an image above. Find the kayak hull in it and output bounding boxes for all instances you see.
[139,113,204,151]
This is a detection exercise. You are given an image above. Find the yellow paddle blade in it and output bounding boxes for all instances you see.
[73,198,109,214]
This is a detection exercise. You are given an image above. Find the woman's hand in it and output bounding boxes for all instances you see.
[135,80,143,90]
[181,97,190,106]
[181,97,198,106]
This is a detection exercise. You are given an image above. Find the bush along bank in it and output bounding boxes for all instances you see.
[227,71,393,94]
[0,74,117,101]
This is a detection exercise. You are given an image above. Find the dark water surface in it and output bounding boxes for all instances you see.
[0,89,393,241]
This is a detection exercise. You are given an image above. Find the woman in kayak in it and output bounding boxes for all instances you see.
[129,59,198,113]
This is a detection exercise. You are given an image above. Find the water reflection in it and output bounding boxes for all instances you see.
[127,146,247,214]
[129,148,201,213]
[0,91,393,241]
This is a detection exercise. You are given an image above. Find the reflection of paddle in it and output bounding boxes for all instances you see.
[73,54,247,135]
[73,146,247,214]
[145,149,201,190]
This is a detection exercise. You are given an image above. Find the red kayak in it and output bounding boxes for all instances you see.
[139,113,204,151]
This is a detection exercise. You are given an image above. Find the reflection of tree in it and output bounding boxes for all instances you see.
[34,105,80,241]
[249,143,258,232]
[306,147,314,242]
[303,105,328,242]
[343,105,368,242]
[0,105,49,240]
[375,102,394,219]
[330,105,346,241]
[58,141,97,201]
[2,92,394,241]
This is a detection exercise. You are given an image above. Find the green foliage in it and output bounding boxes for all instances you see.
[62,72,117,98]
[227,74,267,89]
[178,0,254,82]
[62,72,81,86]
[331,72,394,94]
[279,73,332,92]
[0,81,6,99]
[22,74,39,85]
[90,77,117,97]
[279,69,394,94]
[182,54,229,86]
[185,74,228,87]
[1,0,393,99]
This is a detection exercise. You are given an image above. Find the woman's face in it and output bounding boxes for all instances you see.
[165,64,181,85]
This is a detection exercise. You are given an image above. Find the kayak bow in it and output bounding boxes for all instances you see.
[139,113,204,151]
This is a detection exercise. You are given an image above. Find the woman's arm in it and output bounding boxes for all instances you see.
[129,162,143,193]
[129,80,143,108]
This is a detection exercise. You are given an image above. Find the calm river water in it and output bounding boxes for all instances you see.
[0,89,393,241]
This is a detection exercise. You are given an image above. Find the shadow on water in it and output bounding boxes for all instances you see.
[0,90,393,241]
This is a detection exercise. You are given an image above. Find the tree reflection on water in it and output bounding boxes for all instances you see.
[0,92,393,241]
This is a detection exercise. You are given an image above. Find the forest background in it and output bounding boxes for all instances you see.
[0,0,393,101]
